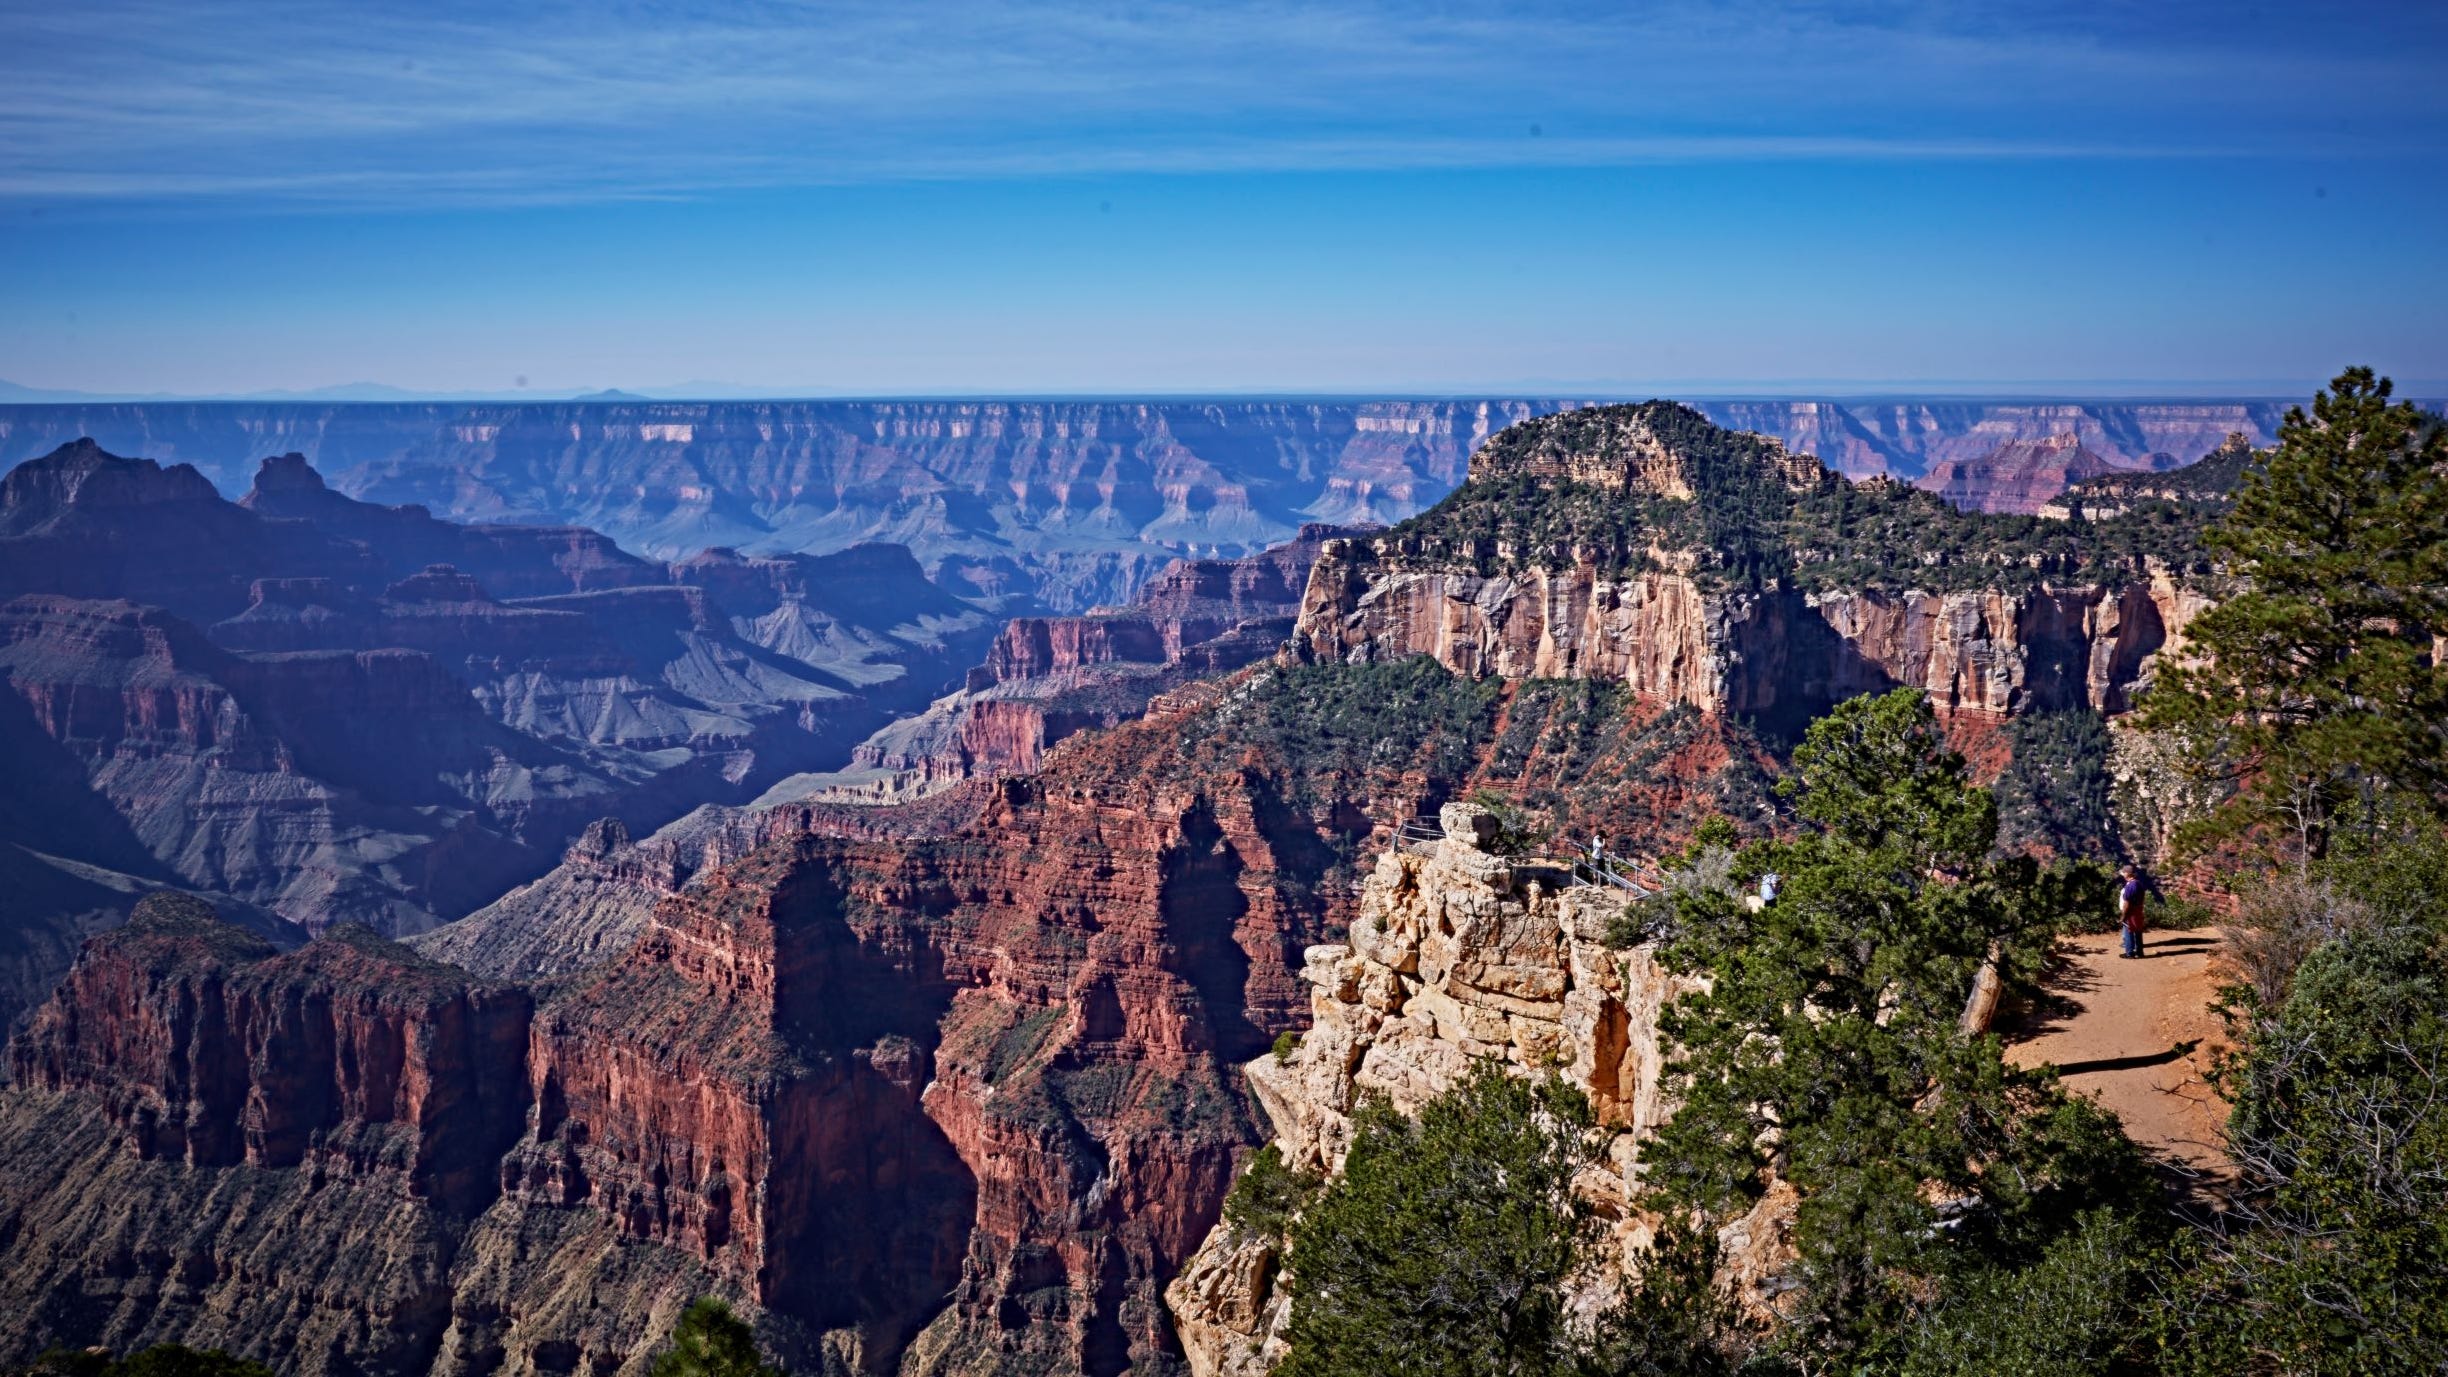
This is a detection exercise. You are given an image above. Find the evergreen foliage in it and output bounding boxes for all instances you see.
[2156,821,2448,1375]
[2134,366,2448,860]
[2056,432,2260,518]
[1647,688,2154,1366]
[1994,709,2123,860]
[1223,1142,1322,1240]
[1279,1064,1604,1377]
[1566,1225,1738,1377]
[8,1348,274,1377]
[1896,1210,2160,1376]
[647,1298,781,1377]
[1180,656,1502,807]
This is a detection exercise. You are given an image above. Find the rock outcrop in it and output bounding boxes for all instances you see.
[0,443,999,982]
[1913,434,2137,515]
[767,525,1366,803]
[1165,804,1786,1377]
[410,790,1000,983]
[0,592,629,950]
[2042,432,2259,520]
[0,894,537,1370]
[1292,554,2206,726]
[1289,405,2215,735]
[0,441,1012,1062]
[25,640,1606,1373]
[12,894,531,1204]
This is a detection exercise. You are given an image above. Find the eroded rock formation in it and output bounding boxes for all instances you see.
[1165,804,1787,1377]
[9,663,1491,1373]
[0,401,1586,611]
[1697,399,2287,491]
[1913,434,2137,515]
[0,441,999,1028]
[1292,554,2206,727]
[771,525,1366,802]
[1288,406,2214,734]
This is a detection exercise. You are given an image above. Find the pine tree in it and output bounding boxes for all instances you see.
[1278,1065,1597,1377]
[2135,366,2448,860]
[1646,688,2155,1366]
[648,1299,780,1377]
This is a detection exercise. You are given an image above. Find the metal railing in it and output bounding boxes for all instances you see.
[1388,815,1654,896]
[1570,858,1647,894]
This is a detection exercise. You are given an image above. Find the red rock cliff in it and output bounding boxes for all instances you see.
[12,893,532,1209]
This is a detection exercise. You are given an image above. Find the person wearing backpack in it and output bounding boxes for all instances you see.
[2117,864,2153,958]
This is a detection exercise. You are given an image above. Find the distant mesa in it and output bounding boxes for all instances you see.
[1913,433,2130,516]
[0,398,2326,608]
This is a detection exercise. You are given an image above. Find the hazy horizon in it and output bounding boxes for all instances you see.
[7,375,2442,407]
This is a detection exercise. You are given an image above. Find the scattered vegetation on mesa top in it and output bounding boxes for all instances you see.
[1178,656,1501,805]
[1377,400,2232,594]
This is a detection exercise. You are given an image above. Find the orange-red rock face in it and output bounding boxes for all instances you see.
[11,897,532,1212]
[437,748,1338,1372]
[1,647,1783,1374]
[984,616,1170,684]
[975,524,1357,692]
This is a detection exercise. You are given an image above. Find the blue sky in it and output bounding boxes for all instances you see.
[2,0,2444,397]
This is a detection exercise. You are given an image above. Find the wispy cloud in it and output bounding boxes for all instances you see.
[1,0,2439,208]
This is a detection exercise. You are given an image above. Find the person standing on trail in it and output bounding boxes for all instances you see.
[2117,864,2154,958]
[1591,832,1605,868]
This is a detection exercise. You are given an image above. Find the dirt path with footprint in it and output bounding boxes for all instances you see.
[2004,927,2233,1177]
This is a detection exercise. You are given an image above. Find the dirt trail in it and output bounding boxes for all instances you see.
[2005,927,2232,1176]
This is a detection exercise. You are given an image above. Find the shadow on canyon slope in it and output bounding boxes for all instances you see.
[767,863,978,1364]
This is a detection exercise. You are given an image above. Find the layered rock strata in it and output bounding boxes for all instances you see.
[1913,434,2137,516]
[10,667,1456,1373]
[0,401,1585,610]
[1292,553,2207,725]
[1695,400,2288,489]
[770,525,1365,803]
[0,894,538,1369]
[0,400,2318,559]
[1290,407,2213,731]
[0,441,999,1024]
